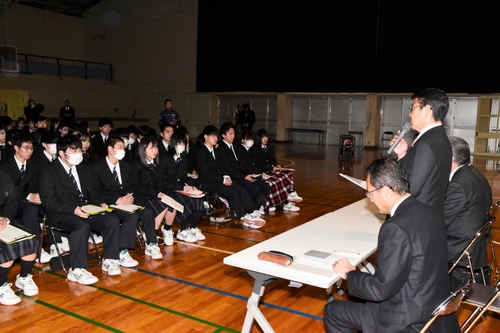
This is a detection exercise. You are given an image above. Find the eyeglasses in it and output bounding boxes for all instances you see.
[20,145,34,151]
[365,186,384,198]
[408,104,424,112]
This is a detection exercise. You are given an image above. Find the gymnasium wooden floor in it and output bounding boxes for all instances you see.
[2,142,500,333]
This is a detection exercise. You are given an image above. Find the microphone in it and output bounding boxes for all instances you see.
[387,122,412,154]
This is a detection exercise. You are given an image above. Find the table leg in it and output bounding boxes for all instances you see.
[241,271,276,333]
[358,260,375,274]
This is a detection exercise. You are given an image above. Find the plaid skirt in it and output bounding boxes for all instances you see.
[144,195,174,217]
[0,236,39,264]
[172,191,204,224]
[261,170,295,210]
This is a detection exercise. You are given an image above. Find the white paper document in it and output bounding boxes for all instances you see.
[339,173,366,190]
[161,195,184,213]
[0,224,35,244]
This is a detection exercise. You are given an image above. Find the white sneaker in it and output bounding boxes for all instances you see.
[88,233,103,244]
[190,227,206,240]
[284,202,300,212]
[242,213,266,225]
[37,249,52,264]
[102,259,122,276]
[0,283,21,305]
[15,274,39,296]
[119,250,139,267]
[269,207,276,212]
[145,244,163,259]
[176,229,198,243]
[60,237,70,252]
[67,268,99,285]
[49,243,64,257]
[254,208,265,216]
[161,225,174,246]
[242,220,263,229]
[287,191,303,203]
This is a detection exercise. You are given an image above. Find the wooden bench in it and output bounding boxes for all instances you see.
[287,128,325,145]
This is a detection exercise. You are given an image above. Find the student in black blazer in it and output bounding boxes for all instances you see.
[131,137,177,246]
[325,159,459,333]
[90,118,113,160]
[159,131,205,242]
[446,137,492,288]
[91,137,162,263]
[0,170,39,304]
[194,125,265,228]
[218,122,270,213]
[59,100,75,123]
[390,88,452,220]
[39,135,122,285]
[0,134,46,260]
[252,129,280,172]
[158,123,174,158]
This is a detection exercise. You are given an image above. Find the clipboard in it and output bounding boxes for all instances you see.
[0,224,36,244]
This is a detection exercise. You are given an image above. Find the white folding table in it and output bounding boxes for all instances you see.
[223,198,384,333]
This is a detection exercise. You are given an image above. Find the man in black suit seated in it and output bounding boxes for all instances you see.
[324,158,459,333]
[59,100,76,124]
[0,124,14,166]
[91,137,162,263]
[32,131,59,166]
[39,135,123,285]
[109,128,135,163]
[158,123,174,158]
[390,87,452,220]
[90,118,114,160]
[446,136,492,288]
[0,134,49,262]
[126,125,139,160]
[218,122,270,214]
[32,116,48,149]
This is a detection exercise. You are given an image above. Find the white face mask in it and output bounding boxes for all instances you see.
[123,138,129,148]
[66,152,83,166]
[175,145,185,155]
[48,143,57,155]
[245,140,254,148]
[129,138,136,145]
[113,149,126,160]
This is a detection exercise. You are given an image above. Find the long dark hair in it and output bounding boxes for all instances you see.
[138,136,160,169]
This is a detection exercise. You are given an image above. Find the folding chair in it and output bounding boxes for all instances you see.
[448,216,495,285]
[199,183,235,229]
[460,280,500,332]
[419,280,470,333]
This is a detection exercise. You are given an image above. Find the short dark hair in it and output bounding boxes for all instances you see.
[35,116,46,123]
[201,125,219,141]
[137,136,160,169]
[0,124,7,133]
[159,123,175,133]
[40,131,60,145]
[0,116,13,127]
[57,120,71,131]
[138,125,152,137]
[126,125,139,136]
[220,122,235,136]
[110,127,129,140]
[169,131,188,156]
[241,130,255,141]
[98,118,114,128]
[449,136,471,166]
[105,136,124,149]
[366,158,410,195]
[12,133,33,148]
[64,100,70,103]
[411,87,449,121]
[57,135,82,153]
[79,121,90,134]
[164,98,172,105]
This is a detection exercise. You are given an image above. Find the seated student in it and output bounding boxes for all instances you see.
[218,122,270,216]
[239,130,302,212]
[56,121,71,137]
[75,131,98,166]
[131,137,177,246]
[90,118,114,160]
[195,125,265,228]
[0,124,14,165]
[0,170,39,305]
[0,134,49,262]
[49,118,60,133]
[159,131,205,243]
[158,123,175,157]
[32,116,48,149]
[109,128,135,163]
[91,136,162,261]
[446,136,493,288]
[39,135,123,284]
[23,118,36,135]
[15,117,26,131]
[126,125,139,159]
[137,125,156,143]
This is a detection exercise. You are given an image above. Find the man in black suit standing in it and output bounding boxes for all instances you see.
[324,158,459,333]
[91,137,162,262]
[90,118,113,160]
[59,100,76,124]
[23,99,45,121]
[39,135,122,285]
[445,136,492,287]
[390,87,452,219]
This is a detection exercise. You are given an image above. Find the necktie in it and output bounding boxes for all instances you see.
[211,149,215,160]
[230,145,238,161]
[68,168,84,200]
[51,155,57,161]
[104,136,108,143]
[149,163,157,181]
[66,107,69,111]
[20,164,25,179]
[112,166,122,190]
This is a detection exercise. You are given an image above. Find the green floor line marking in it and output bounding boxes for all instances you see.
[45,271,239,333]
[19,294,125,333]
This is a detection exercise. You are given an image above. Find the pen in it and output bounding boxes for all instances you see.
[333,250,360,256]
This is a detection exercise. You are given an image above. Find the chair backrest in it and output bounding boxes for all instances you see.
[419,280,471,333]
[448,216,495,276]
[487,200,500,216]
